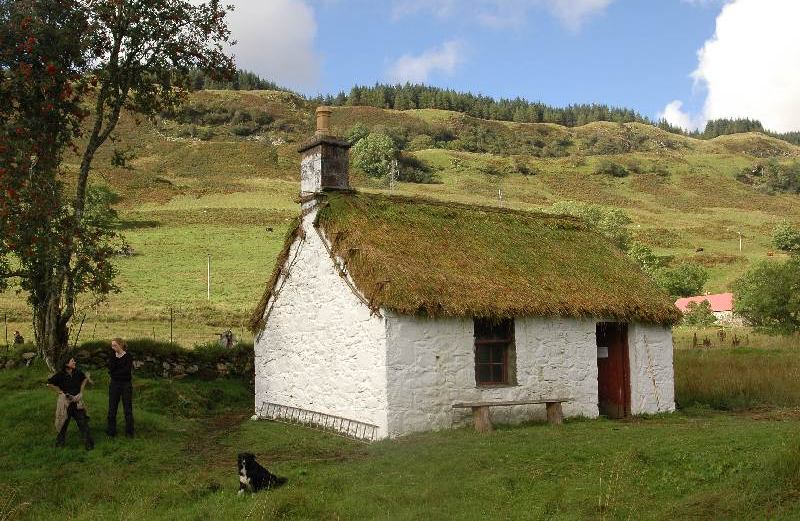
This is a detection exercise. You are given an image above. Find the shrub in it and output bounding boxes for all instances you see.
[351,132,397,178]
[594,159,629,178]
[230,109,251,125]
[195,127,214,141]
[653,263,708,298]
[478,158,512,177]
[550,200,632,249]
[733,256,800,334]
[682,301,717,327]
[200,111,231,125]
[397,154,437,184]
[511,156,539,176]
[406,134,435,151]
[650,164,670,177]
[231,123,256,136]
[737,160,800,194]
[254,111,273,126]
[346,122,370,145]
[627,241,661,274]
[772,221,800,252]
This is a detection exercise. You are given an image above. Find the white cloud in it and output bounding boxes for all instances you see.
[545,0,613,30]
[662,0,800,133]
[391,0,612,30]
[658,100,703,131]
[387,41,465,83]
[226,0,320,91]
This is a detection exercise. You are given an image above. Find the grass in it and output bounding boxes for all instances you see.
[2,89,800,342]
[3,360,800,520]
[310,191,679,323]
[2,91,800,517]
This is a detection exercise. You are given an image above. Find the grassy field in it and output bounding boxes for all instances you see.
[1,90,799,344]
[2,358,800,521]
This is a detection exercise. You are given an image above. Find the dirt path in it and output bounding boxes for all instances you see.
[185,409,250,476]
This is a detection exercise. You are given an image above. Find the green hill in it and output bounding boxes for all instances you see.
[2,89,799,345]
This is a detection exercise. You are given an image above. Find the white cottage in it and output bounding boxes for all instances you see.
[250,107,681,440]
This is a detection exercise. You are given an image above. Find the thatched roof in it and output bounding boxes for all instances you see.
[250,192,681,331]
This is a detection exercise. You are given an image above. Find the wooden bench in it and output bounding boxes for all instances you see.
[452,398,571,433]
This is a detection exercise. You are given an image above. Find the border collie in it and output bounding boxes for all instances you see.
[237,452,287,494]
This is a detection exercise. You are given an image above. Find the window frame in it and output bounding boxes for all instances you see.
[473,318,516,387]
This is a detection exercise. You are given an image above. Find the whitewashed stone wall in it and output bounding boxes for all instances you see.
[299,150,322,197]
[254,208,390,437]
[627,324,675,415]
[254,208,676,438]
[384,315,601,437]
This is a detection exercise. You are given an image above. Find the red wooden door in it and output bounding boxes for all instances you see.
[596,322,630,419]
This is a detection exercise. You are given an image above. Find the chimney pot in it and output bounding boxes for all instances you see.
[298,107,350,208]
[315,106,333,136]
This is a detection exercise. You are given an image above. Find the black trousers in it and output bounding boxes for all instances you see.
[57,403,93,447]
[107,380,134,436]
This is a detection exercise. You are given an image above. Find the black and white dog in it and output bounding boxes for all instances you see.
[237,452,287,494]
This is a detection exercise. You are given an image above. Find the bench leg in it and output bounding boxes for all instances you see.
[472,406,493,433]
[546,402,563,425]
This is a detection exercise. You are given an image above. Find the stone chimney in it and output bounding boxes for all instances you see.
[297,106,350,208]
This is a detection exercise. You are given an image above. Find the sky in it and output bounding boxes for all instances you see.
[224,0,800,133]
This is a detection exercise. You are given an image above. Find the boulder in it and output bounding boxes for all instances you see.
[186,364,199,374]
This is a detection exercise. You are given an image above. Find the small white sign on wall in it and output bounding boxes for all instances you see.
[597,346,609,359]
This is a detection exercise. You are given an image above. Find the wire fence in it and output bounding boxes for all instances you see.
[3,308,253,351]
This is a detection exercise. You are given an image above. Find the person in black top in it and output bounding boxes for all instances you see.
[47,356,94,449]
[107,337,134,438]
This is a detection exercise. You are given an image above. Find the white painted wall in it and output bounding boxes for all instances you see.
[254,207,675,438]
[384,315,601,437]
[628,324,676,415]
[254,208,390,437]
[299,149,321,197]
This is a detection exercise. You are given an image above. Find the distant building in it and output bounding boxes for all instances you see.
[675,293,743,325]
[249,107,681,440]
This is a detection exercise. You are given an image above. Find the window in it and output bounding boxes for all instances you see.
[474,318,515,386]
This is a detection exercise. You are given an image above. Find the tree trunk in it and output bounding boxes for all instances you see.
[32,280,69,373]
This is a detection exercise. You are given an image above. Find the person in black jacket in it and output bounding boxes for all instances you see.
[106,338,134,438]
[47,355,94,449]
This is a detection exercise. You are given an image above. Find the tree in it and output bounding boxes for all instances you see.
[653,263,709,299]
[733,257,800,334]
[772,221,800,252]
[351,132,397,178]
[627,242,661,274]
[550,200,632,250]
[346,122,369,145]
[0,0,233,368]
[682,301,717,327]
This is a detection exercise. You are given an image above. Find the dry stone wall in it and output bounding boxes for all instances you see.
[0,342,253,381]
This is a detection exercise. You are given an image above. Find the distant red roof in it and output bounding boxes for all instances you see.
[675,293,734,313]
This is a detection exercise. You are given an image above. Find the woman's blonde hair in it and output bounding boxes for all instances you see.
[112,337,127,350]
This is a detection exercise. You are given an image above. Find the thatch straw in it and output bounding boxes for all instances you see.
[251,192,681,331]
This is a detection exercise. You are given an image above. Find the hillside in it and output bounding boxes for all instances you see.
[2,89,799,345]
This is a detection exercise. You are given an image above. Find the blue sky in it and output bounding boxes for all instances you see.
[227,0,800,132]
